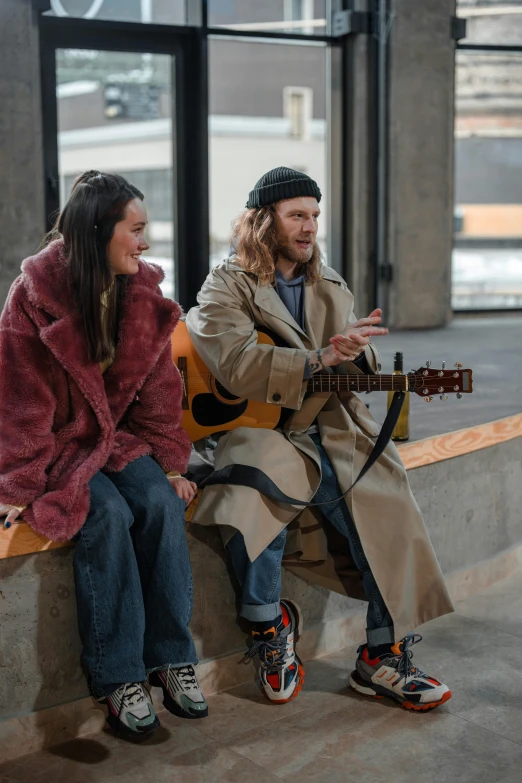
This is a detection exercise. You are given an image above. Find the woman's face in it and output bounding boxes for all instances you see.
[107,198,149,276]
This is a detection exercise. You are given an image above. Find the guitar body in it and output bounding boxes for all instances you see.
[172,322,281,443]
[172,322,473,443]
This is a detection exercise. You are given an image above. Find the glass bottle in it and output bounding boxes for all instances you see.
[387,352,410,442]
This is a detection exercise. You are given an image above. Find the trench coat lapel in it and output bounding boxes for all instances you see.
[254,279,310,344]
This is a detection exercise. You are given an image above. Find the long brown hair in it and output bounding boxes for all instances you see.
[231,205,323,286]
[45,171,144,363]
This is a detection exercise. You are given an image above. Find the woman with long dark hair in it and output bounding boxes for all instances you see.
[0,171,208,740]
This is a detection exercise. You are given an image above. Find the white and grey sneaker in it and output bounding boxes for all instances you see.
[149,665,208,719]
[102,682,159,740]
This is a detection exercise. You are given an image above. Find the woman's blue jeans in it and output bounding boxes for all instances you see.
[226,434,395,647]
[73,455,197,698]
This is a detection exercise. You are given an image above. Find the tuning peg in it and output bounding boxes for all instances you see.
[454,362,463,369]
[456,392,463,399]
[440,395,448,401]
[423,396,433,402]
[425,360,432,368]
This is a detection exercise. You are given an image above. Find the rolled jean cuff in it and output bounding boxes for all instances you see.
[366,626,395,647]
[240,601,281,623]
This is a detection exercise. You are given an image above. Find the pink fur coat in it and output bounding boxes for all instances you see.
[0,240,191,541]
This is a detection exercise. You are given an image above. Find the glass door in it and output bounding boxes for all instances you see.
[40,16,209,309]
[56,48,176,298]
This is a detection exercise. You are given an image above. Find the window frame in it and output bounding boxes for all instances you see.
[38,2,361,307]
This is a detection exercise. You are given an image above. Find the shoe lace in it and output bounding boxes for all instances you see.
[120,682,149,709]
[167,664,198,691]
[389,633,426,680]
[245,634,288,670]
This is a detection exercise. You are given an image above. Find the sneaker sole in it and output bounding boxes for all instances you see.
[148,673,209,720]
[105,710,160,741]
[161,690,209,720]
[348,670,452,712]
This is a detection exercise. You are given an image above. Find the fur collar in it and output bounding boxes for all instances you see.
[20,239,181,430]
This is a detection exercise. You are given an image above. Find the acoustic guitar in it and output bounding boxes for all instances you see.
[172,321,473,443]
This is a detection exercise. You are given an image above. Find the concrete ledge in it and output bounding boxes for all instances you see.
[2,413,521,560]
[1,422,521,764]
[1,539,521,764]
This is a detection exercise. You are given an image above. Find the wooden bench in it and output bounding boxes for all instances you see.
[2,413,521,560]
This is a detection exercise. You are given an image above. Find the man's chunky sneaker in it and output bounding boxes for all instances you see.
[149,665,208,719]
[247,599,304,704]
[348,633,452,712]
[102,682,159,740]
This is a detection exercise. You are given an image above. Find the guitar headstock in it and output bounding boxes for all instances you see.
[408,362,473,401]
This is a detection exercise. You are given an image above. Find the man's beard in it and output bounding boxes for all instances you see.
[277,237,315,265]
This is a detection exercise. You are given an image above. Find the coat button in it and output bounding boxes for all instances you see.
[272,392,281,402]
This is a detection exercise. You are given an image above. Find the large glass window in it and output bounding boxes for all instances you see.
[46,0,185,25]
[457,1,522,46]
[56,49,177,298]
[208,38,329,267]
[453,50,522,309]
[208,0,327,36]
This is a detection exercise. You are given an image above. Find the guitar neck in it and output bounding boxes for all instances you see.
[307,373,408,393]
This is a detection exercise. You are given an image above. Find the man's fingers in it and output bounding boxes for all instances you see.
[332,333,368,347]
[350,327,388,338]
[351,316,382,329]
[330,336,364,359]
[331,335,364,352]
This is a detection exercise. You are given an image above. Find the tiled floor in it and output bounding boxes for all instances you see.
[2,572,522,782]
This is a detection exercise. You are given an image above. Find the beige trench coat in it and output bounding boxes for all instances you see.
[185,257,453,641]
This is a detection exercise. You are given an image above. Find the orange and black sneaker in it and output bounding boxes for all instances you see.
[246,599,304,704]
[348,633,452,712]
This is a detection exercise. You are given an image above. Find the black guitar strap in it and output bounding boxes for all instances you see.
[200,391,406,507]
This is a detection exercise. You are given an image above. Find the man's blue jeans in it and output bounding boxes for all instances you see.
[73,456,197,698]
[226,433,395,647]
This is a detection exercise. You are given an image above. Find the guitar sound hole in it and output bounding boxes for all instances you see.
[214,381,239,402]
[192,393,248,428]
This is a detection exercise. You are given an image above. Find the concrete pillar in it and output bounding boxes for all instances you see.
[0,0,45,307]
[343,28,375,319]
[386,0,456,328]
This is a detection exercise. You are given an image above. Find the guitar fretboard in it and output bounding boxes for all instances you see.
[308,374,408,393]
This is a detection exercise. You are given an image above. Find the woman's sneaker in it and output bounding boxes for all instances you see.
[149,665,208,719]
[348,633,452,712]
[247,599,305,704]
[102,682,159,740]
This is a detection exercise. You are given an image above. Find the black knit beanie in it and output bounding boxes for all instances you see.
[246,167,322,209]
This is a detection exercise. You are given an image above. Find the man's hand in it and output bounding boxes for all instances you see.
[168,476,198,505]
[0,504,23,528]
[308,309,389,371]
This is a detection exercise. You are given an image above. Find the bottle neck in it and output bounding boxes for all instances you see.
[393,353,404,373]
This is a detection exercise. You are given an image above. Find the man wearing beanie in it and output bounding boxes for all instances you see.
[186,167,453,711]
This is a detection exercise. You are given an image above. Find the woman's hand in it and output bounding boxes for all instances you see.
[0,504,23,528]
[169,477,198,505]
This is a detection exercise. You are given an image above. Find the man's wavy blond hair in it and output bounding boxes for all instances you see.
[231,205,323,286]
